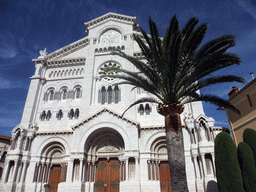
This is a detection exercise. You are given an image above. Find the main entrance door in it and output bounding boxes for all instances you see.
[48,164,61,192]
[159,161,172,192]
[95,158,120,192]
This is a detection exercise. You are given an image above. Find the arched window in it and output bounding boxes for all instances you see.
[46,110,51,121]
[62,89,67,100]
[38,67,42,75]
[69,109,74,119]
[101,86,107,104]
[1,151,7,163]
[56,109,63,120]
[75,108,79,119]
[75,87,81,98]
[145,104,150,115]
[49,90,54,100]
[139,104,144,115]
[40,111,46,121]
[0,167,3,179]
[205,153,214,175]
[114,85,120,103]
[107,86,113,104]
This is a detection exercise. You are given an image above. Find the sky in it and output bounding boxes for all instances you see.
[0,0,256,136]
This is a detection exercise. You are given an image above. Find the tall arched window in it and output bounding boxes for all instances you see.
[107,86,113,104]
[145,104,151,115]
[46,110,51,121]
[49,90,54,101]
[75,87,81,98]
[69,109,74,119]
[56,109,63,120]
[75,108,79,119]
[139,104,144,115]
[1,151,7,163]
[101,86,106,104]
[62,89,67,100]
[114,85,120,103]
[40,111,46,121]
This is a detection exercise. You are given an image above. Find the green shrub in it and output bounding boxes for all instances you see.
[215,132,245,192]
[237,142,256,192]
[243,128,256,166]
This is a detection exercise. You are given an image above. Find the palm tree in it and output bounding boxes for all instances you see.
[102,15,245,192]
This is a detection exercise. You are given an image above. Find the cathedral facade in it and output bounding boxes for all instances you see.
[1,13,223,192]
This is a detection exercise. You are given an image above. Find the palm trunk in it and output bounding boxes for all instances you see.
[158,105,189,192]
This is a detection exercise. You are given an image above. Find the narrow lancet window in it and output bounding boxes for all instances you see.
[107,86,113,104]
[145,104,150,115]
[114,85,120,103]
[101,86,106,104]
[139,104,144,115]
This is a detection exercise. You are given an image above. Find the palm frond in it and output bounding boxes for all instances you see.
[186,93,241,115]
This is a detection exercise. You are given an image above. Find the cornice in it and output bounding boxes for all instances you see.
[32,37,89,64]
[84,12,139,32]
[140,126,165,130]
[36,131,73,136]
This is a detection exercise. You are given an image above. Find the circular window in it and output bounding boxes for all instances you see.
[98,61,121,82]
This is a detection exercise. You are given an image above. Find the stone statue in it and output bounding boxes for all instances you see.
[199,122,207,141]
[39,48,47,58]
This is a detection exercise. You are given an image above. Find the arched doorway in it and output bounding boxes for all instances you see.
[84,128,124,192]
[34,142,67,192]
[150,137,172,192]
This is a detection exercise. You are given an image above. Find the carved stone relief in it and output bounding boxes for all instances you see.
[98,140,119,152]
[100,30,121,44]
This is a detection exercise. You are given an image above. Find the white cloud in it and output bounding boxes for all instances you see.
[0,43,18,59]
[0,32,18,59]
[0,76,24,89]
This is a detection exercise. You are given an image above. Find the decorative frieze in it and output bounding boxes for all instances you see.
[36,131,73,136]
[47,58,85,68]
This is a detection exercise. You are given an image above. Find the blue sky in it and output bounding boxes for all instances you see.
[0,0,255,136]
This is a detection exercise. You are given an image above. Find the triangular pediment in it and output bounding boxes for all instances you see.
[194,114,215,124]
[32,36,89,65]
[84,12,139,32]
[71,108,139,130]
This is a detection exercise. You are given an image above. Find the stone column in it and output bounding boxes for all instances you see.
[66,159,74,182]
[3,160,10,183]
[79,159,83,182]
[135,157,139,181]
[125,158,129,181]
[46,164,52,183]
[87,162,91,182]
[201,153,206,178]
[17,161,23,183]
[21,162,28,183]
[155,161,160,180]
[211,153,216,177]
[120,161,123,181]
[12,160,19,182]
[192,155,200,179]
[147,160,151,180]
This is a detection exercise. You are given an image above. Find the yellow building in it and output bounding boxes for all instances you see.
[224,74,256,145]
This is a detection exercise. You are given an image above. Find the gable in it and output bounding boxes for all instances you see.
[72,108,139,130]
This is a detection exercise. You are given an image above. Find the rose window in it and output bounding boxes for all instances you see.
[98,61,121,81]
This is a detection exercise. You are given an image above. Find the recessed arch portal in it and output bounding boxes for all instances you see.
[84,127,125,158]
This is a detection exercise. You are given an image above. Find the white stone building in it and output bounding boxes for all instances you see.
[1,12,225,192]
